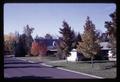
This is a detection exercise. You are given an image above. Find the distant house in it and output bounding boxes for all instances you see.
[38,39,58,49]
[99,42,111,60]
[76,42,111,61]
[100,42,116,61]
[99,42,111,50]
[37,38,58,55]
[37,38,111,60]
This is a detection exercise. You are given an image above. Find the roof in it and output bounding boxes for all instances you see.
[37,39,58,47]
[100,42,111,50]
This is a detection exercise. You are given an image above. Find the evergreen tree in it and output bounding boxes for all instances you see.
[55,37,64,59]
[45,33,53,39]
[77,16,101,67]
[100,32,109,42]
[14,34,27,57]
[95,30,102,42]
[23,25,34,56]
[76,32,82,46]
[105,11,116,56]
[57,21,76,59]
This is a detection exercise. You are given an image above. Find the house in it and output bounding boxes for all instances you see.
[66,42,111,61]
[37,38,58,55]
[99,42,111,60]
[67,49,78,62]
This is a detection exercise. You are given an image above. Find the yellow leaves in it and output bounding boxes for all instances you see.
[77,17,100,58]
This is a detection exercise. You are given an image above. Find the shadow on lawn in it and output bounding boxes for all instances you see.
[102,64,116,70]
[5,76,53,79]
[51,65,65,68]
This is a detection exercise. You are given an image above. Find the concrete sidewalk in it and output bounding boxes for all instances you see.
[15,57,66,63]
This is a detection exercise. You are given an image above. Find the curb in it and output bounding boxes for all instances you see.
[15,57,104,79]
[40,63,104,79]
[56,67,103,79]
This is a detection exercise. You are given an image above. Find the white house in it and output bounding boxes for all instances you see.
[108,50,116,61]
[66,42,116,61]
[99,42,111,50]
[66,49,78,62]
[99,42,116,61]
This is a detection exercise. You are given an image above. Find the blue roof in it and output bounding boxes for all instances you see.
[38,39,58,47]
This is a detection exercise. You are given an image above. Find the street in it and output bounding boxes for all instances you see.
[4,56,98,79]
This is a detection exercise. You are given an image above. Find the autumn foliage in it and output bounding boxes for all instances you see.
[39,42,47,56]
[77,17,101,59]
[4,33,16,54]
[31,41,40,56]
[31,40,47,56]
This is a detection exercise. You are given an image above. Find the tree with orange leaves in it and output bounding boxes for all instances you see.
[31,39,47,56]
[39,41,47,56]
[31,39,40,56]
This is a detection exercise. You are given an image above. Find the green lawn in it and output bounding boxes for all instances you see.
[46,61,116,79]
[16,56,116,79]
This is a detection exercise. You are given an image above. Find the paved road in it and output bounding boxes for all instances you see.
[4,56,99,79]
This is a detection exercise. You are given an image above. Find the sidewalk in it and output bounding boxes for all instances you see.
[4,57,103,79]
[14,56,116,78]
[15,56,66,63]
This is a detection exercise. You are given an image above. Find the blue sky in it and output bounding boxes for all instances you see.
[4,3,116,38]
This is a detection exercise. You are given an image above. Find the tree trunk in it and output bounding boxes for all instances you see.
[91,56,94,69]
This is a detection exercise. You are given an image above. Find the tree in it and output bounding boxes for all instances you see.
[4,33,16,55]
[100,32,109,42]
[45,33,53,39]
[23,25,34,56]
[95,30,102,42]
[105,11,116,56]
[39,41,47,56]
[14,31,20,43]
[77,16,101,67]
[74,32,82,48]
[57,21,77,59]
[14,34,27,57]
[31,39,41,56]
[71,30,78,49]
[31,37,47,56]
[55,37,65,59]
[77,33,82,42]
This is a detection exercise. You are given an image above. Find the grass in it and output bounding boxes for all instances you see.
[15,56,116,79]
[46,61,116,79]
